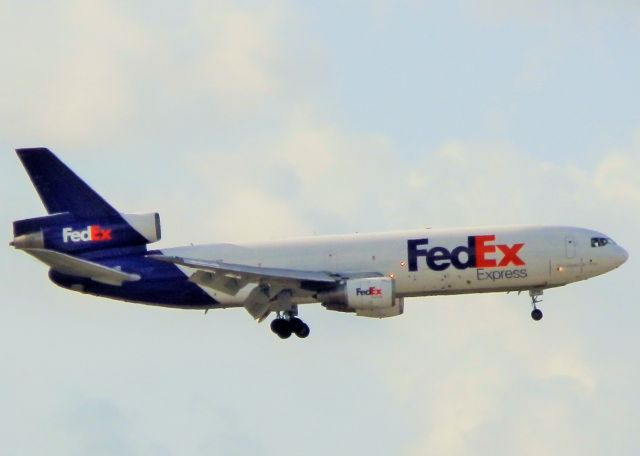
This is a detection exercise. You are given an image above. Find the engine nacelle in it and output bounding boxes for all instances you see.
[318,277,404,318]
[354,298,404,318]
[12,212,161,253]
[120,213,162,244]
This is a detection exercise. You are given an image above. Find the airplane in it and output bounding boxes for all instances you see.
[11,148,629,339]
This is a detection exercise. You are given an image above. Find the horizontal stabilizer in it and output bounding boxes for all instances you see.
[24,248,141,286]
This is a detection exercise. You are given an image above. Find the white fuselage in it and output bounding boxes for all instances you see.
[162,225,628,307]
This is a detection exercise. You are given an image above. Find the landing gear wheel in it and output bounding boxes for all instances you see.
[531,308,543,321]
[270,315,310,339]
[289,317,304,332]
[270,318,293,339]
[294,321,310,338]
[297,324,310,338]
[528,289,544,322]
[289,317,310,338]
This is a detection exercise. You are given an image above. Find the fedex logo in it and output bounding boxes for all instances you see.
[408,235,525,272]
[356,287,383,297]
[62,226,112,243]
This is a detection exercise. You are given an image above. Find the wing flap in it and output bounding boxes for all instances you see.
[188,270,248,296]
[24,248,141,286]
[243,285,272,321]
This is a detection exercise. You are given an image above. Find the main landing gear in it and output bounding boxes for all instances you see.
[270,312,310,339]
[529,289,543,321]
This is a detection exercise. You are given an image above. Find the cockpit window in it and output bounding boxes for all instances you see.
[591,237,610,248]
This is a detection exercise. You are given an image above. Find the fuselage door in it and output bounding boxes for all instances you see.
[565,235,576,259]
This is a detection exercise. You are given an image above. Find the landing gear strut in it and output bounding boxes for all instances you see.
[529,289,543,321]
[270,311,310,339]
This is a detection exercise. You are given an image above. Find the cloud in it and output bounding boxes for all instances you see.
[0,0,305,151]
[462,0,640,24]
[66,398,132,456]
[272,115,399,225]
[271,122,640,234]
[163,108,640,246]
[0,1,150,147]
[594,153,640,205]
[192,1,288,110]
[375,290,621,455]
[204,187,313,241]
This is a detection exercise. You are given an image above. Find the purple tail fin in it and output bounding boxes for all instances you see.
[16,148,119,217]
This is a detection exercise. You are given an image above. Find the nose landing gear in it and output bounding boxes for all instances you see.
[529,289,543,321]
[270,312,310,339]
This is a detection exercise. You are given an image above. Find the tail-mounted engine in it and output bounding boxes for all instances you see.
[318,277,404,318]
[11,212,161,254]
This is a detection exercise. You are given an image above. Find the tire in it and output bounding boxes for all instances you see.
[296,323,310,338]
[271,318,292,339]
[289,317,304,333]
[531,309,543,321]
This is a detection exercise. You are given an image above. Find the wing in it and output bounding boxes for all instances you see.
[150,255,340,284]
[148,254,343,321]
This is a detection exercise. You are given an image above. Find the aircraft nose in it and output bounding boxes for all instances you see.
[615,246,629,267]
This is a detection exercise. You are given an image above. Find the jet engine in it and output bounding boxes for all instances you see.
[317,277,404,318]
[12,212,162,253]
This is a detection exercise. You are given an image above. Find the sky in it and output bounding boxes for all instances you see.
[1,1,640,455]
